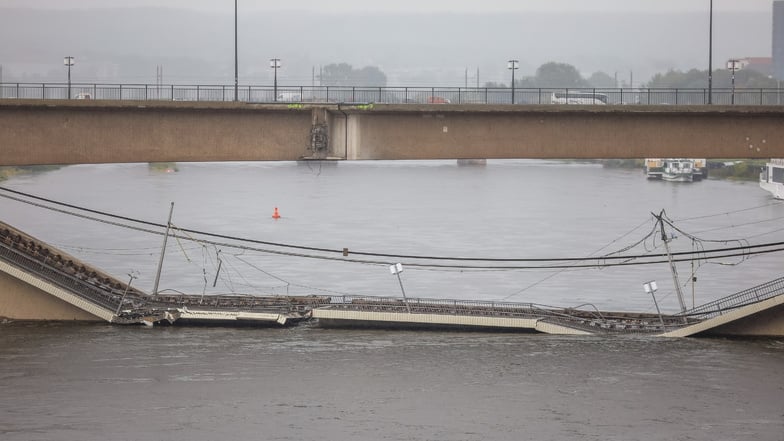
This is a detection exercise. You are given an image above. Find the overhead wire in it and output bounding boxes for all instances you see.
[500,217,657,300]
[2,186,784,270]
[672,200,784,223]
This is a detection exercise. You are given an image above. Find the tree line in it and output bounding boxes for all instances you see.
[319,61,779,89]
[488,62,779,89]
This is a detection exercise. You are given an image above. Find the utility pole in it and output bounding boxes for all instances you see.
[653,210,687,314]
[507,59,519,104]
[152,202,174,296]
[270,58,280,101]
[156,65,163,100]
[64,56,74,99]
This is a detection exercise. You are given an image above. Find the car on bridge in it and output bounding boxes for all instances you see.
[426,96,451,104]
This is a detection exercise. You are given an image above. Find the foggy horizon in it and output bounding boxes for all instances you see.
[1,0,776,13]
[0,1,778,86]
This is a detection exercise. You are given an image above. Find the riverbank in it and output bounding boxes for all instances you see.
[0,160,766,182]
[0,165,62,182]
[707,159,767,181]
[597,159,765,181]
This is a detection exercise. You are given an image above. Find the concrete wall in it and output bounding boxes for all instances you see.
[699,303,784,337]
[0,270,102,321]
[2,100,784,166]
[342,105,784,160]
[0,100,313,166]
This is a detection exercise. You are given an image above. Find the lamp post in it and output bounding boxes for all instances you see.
[708,0,713,104]
[234,0,238,101]
[389,263,411,313]
[270,58,281,102]
[63,56,74,99]
[727,59,740,105]
[507,59,519,104]
[642,280,665,327]
[115,271,139,317]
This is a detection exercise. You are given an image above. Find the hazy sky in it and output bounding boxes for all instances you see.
[0,0,778,84]
[1,0,777,13]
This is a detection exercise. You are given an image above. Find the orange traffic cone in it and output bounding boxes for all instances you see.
[272,207,281,219]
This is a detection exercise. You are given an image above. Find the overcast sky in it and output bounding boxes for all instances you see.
[0,0,777,13]
[0,0,778,84]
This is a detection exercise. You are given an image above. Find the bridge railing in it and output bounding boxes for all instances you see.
[0,242,126,311]
[2,83,783,106]
[678,275,784,321]
[323,294,684,332]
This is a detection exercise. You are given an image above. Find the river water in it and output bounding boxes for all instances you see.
[1,160,783,440]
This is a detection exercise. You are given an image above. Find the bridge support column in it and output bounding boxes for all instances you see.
[326,108,367,160]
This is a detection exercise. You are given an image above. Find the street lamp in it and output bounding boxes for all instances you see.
[389,263,411,313]
[270,58,281,102]
[234,0,238,101]
[115,271,139,317]
[63,56,74,99]
[507,59,519,104]
[708,0,713,104]
[727,59,740,105]
[642,280,665,327]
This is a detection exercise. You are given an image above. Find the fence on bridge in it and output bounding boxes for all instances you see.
[1,83,783,106]
[321,294,686,333]
[677,275,784,321]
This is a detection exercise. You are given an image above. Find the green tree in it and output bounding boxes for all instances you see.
[646,68,778,89]
[321,63,353,86]
[533,62,589,88]
[712,69,777,88]
[356,66,387,87]
[645,69,707,88]
[587,71,616,88]
[321,63,387,87]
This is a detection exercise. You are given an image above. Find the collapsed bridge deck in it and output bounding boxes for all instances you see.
[2,220,783,336]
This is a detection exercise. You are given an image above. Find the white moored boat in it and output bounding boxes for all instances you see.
[760,159,784,200]
[661,159,695,182]
[646,158,706,181]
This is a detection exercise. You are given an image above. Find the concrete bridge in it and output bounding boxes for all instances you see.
[1,99,784,166]
[2,219,783,337]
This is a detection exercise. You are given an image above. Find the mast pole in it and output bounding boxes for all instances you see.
[152,202,174,296]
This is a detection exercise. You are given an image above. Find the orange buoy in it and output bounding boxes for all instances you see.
[272,207,281,219]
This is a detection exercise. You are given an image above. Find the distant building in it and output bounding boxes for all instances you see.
[775,1,784,80]
[726,57,773,76]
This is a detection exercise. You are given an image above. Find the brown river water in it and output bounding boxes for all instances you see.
[0,160,782,440]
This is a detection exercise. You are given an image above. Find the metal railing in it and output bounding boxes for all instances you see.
[322,294,684,333]
[677,275,784,321]
[2,83,783,106]
[0,242,126,311]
